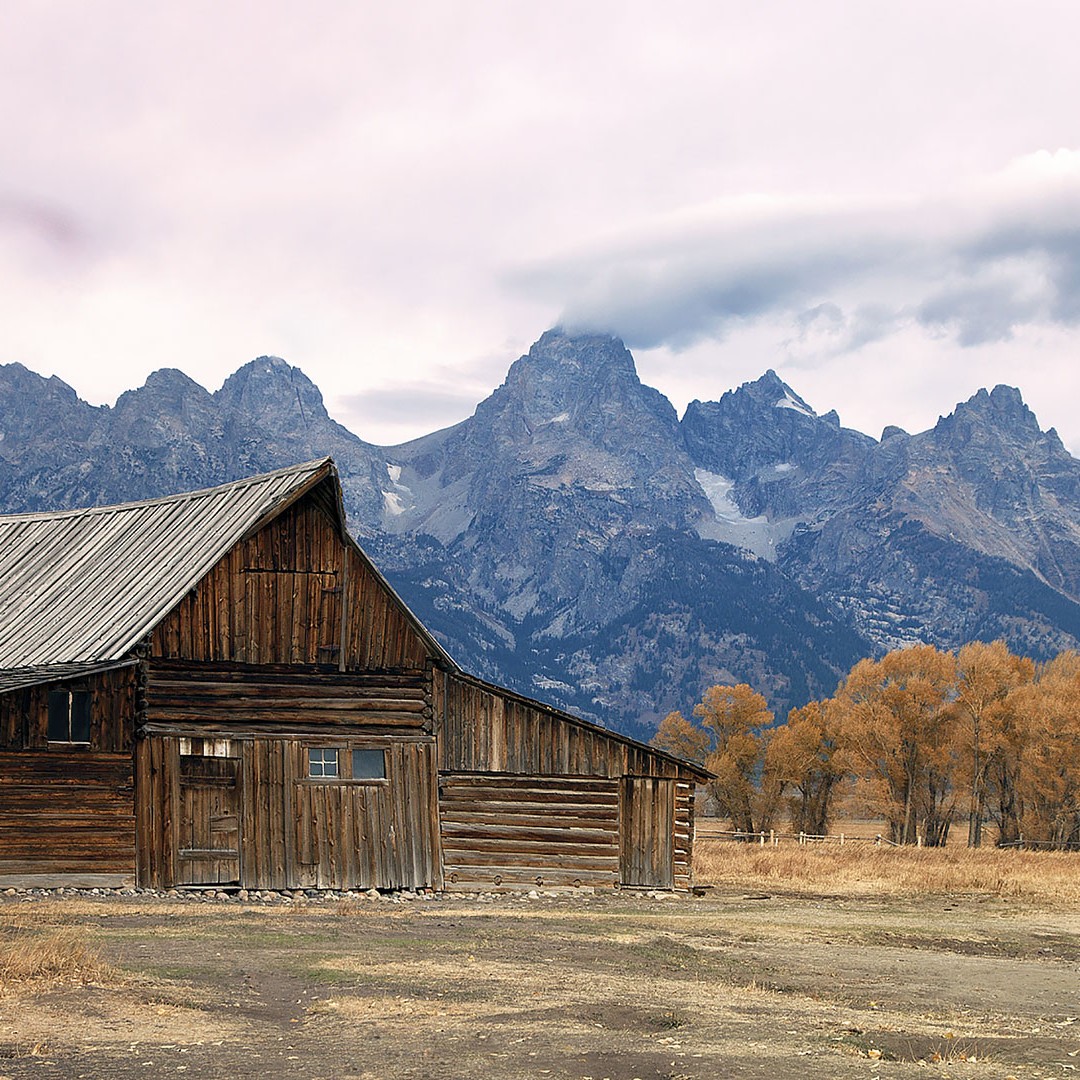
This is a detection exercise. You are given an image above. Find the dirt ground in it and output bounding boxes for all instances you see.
[1,886,1078,1080]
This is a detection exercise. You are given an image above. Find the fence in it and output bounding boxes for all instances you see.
[697,824,1080,851]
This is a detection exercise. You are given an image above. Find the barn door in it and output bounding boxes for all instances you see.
[619,777,675,888]
[178,755,241,885]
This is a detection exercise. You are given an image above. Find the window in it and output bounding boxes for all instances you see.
[47,690,91,744]
[352,749,386,780]
[308,747,339,778]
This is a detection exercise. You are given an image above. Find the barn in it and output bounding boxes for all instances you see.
[0,458,708,893]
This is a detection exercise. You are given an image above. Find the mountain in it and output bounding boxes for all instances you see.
[4,331,1080,734]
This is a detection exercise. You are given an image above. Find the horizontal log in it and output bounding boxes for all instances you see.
[149,692,427,710]
[439,850,618,870]
[440,775,620,793]
[437,799,618,817]
[440,813,618,832]
[440,824,617,844]
[444,872,616,890]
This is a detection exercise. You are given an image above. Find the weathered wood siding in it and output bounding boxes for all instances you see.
[437,671,681,778]
[619,777,675,888]
[290,739,441,890]
[436,671,700,889]
[136,733,441,891]
[439,774,621,889]
[150,498,431,671]
[0,750,134,874]
[0,667,134,752]
[145,661,431,735]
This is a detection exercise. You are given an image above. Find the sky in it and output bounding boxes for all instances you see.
[4,2,1080,449]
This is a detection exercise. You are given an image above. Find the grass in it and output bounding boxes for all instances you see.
[0,910,114,993]
[694,837,1080,904]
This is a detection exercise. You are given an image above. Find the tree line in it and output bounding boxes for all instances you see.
[651,641,1080,848]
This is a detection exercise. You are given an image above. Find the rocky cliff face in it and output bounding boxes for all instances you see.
[4,331,1080,734]
[0,356,390,527]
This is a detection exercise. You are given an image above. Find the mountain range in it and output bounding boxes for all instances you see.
[4,329,1080,739]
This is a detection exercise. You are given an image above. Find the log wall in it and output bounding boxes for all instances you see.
[0,750,134,874]
[0,667,134,752]
[436,670,700,890]
[150,498,431,671]
[145,661,431,735]
[439,774,621,889]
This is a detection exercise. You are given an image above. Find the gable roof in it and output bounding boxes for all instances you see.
[0,458,450,668]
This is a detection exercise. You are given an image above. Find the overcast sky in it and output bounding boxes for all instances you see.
[4,2,1080,450]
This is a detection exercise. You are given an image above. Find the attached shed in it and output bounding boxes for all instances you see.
[0,458,708,892]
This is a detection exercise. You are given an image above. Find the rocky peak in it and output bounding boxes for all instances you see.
[738,369,817,417]
[934,385,1044,447]
[216,355,330,427]
[485,329,677,438]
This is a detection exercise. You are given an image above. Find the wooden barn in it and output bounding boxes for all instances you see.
[0,459,708,893]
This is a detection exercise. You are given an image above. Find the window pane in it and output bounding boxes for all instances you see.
[308,748,339,778]
[47,691,70,742]
[352,749,386,780]
[70,692,91,743]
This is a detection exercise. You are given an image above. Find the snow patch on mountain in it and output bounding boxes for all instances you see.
[693,468,796,560]
[775,390,815,417]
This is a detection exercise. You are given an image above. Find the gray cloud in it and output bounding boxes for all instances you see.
[514,158,1080,358]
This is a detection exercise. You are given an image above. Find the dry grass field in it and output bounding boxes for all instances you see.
[0,841,1077,1080]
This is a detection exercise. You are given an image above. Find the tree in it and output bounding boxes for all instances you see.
[766,699,848,835]
[834,645,958,845]
[953,640,1034,846]
[650,710,712,765]
[1017,652,1080,847]
[694,684,774,834]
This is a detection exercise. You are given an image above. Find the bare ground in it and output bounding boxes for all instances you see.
[0,887,1078,1080]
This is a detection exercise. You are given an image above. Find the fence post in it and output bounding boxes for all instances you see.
[799,831,805,845]
[770,830,776,846]
[759,831,765,846]
[840,833,845,847]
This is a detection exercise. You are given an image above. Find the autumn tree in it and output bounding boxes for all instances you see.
[834,644,958,845]
[650,710,712,765]
[694,684,775,834]
[1016,652,1080,847]
[766,698,848,835]
[953,640,1034,846]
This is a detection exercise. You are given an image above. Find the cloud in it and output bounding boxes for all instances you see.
[512,152,1080,359]
[335,383,481,444]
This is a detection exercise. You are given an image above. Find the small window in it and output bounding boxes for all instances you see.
[308,747,339,778]
[47,690,91,744]
[352,749,386,780]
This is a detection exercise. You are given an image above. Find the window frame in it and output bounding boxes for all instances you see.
[46,688,92,746]
[302,743,388,785]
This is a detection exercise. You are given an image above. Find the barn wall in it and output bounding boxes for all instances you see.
[137,732,441,892]
[145,661,432,735]
[150,498,430,671]
[435,670,700,890]
[0,750,134,874]
[0,668,134,752]
[439,774,621,889]
[436,671,681,779]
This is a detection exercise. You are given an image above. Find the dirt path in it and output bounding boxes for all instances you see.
[1,889,1078,1079]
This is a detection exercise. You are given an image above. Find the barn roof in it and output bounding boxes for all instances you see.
[0,457,448,669]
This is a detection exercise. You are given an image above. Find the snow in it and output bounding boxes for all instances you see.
[382,461,414,518]
[774,391,815,417]
[774,462,794,473]
[693,468,796,561]
[550,412,570,423]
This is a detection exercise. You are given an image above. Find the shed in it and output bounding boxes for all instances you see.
[0,459,709,892]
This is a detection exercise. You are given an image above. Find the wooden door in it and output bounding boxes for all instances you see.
[619,777,675,888]
[178,755,241,885]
